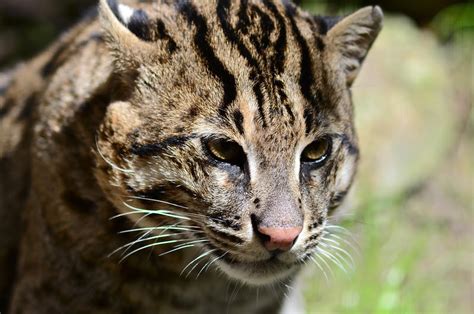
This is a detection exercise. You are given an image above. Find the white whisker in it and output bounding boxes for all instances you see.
[95,137,134,173]
[320,238,356,267]
[317,247,348,274]
[119,226,198,234]
[310,255,329,283]
[181,249,217,278]
[120,238,191,262]
[125,196,188,209]
[121,202,191,220]
[196,251,227,278]
[314,250,335,279]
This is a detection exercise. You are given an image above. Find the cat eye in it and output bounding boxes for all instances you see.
[301,137,332,164]
[205,138,246,167]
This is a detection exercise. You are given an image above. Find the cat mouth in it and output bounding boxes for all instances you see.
[214,252,300,285]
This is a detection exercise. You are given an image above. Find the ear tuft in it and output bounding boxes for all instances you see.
[327,6,383,86]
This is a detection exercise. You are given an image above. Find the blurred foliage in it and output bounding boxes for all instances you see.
[302,12,473,314]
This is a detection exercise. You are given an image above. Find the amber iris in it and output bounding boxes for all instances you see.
[301,138,331,163]
[206,138,246,166]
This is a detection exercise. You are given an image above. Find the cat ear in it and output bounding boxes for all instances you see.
[327,6,383,86]
[99,0,153,63]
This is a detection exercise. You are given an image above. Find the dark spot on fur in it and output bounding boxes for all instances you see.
[188,107,199,118]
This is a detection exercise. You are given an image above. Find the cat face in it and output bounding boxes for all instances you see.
[96,0,382,285]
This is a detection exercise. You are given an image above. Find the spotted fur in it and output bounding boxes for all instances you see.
[0,0,382,313]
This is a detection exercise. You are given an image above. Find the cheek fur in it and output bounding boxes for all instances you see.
[334,154,357,193]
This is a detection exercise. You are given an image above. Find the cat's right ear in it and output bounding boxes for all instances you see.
[99,0,153,66]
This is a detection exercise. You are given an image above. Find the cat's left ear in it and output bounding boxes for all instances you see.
[99,0,154,65]
[327,6,383,86]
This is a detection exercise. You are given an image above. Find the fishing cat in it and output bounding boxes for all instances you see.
[0,0,382,313]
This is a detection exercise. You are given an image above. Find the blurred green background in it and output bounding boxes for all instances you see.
[0,0,472,313]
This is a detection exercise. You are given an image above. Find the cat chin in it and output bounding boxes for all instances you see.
[215,259,298,286]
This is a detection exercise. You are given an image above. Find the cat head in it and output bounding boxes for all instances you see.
[95,0,382,285]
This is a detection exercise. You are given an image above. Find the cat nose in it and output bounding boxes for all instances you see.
[256,226,302,252]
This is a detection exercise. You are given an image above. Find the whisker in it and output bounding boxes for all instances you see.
[108,229,154,257]
[196,251,227,278]
[95,137,134,173]
[122,195,217,222]
[119,226,199,234]
[320,242,354,270]
[323,232,361,254]
[173,239,210,249]
[181,249,217,278]
[310,255,329,283]
[121,202,191,221]
[317,247,348,274]
[314,250,335,279]
[120,239,191,262]
[159,244,196,256]
[125,196,188,209]
[320,237,356,267]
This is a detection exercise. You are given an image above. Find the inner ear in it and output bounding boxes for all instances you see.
[106,0,152,41]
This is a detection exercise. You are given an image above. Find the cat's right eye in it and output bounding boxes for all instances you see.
[205,138,246,167]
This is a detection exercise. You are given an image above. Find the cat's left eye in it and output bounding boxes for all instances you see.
[205,138,246,167]
[301,137,332,164]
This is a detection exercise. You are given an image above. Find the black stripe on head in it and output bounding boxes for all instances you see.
[285,5,317,110]
[156,19,178,54]
[251,72,267,128]
[130,135,194,157]
[232,110,245,135]
[217,0,267,128]
[262,0,287,74]
[180,2,237,117]
[251,5,275,51]
[236,0,250,34]
[304,16,325,51]
[315,36,325,51]
[128,9,152,41]
[303,108,314,135]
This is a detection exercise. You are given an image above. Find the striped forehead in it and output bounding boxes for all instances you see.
[173,0,333,133]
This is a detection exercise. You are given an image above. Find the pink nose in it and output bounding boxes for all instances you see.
[257,226,302,251]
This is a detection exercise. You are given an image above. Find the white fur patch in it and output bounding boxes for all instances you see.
[336,156,356,191]
[118,4,134,25]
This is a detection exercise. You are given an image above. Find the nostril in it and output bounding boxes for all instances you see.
[251,214,271,243]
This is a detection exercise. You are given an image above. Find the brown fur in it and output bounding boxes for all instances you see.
[0,0,382,313]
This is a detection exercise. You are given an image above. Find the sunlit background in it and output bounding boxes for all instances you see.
[0,0,472,313]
